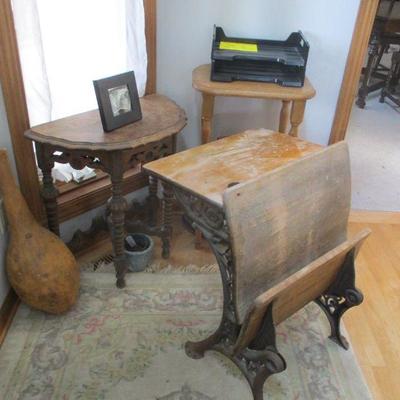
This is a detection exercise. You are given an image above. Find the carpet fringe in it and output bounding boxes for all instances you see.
[146,263,218,274]
[82,260,218,274]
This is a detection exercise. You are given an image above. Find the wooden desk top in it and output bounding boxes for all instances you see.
[25,94,187,151]
[193,64,316,100]
[144,129,322,206]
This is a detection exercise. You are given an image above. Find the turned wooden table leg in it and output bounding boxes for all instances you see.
[161,182,173,259]
[35,143,60,236]
[148,175,158,227]
[109,155,129,288]
[197,93,215,241]
[289,100,306,137]
[279,100,291,134]
[201,93,215,144]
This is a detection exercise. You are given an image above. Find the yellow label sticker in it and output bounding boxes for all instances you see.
[219,41,258,52]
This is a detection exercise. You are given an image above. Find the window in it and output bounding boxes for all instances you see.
[0,0,156,222]
[13,0,147,125]
[12,0,147,184]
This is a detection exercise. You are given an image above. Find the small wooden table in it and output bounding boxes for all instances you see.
[193,64,316,143]
[25,94,187,288]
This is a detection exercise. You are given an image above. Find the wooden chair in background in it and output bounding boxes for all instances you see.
[380,49,400,105]
[356,0,400,108]
[182,143,371,399]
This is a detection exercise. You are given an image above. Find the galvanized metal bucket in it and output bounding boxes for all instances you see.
[124,233,154,272]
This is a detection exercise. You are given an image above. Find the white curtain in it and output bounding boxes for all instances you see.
[12,0,147,127]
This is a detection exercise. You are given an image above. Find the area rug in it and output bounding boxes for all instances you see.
[0,272,372,400]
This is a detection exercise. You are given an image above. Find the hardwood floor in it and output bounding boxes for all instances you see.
[346,219,400,400]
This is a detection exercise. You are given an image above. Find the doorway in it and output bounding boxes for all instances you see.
[347,0,400,211]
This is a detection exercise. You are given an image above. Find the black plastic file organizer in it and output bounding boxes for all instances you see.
[211,27,310,87]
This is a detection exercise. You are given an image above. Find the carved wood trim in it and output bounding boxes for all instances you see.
[0,0,157,222]
[329,0,380,144]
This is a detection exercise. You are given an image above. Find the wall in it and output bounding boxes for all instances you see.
[0,83,17,306]
[157,0,361,148]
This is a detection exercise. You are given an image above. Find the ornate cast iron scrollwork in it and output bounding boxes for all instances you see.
[315,249,363,349]
[234,306,287,400]
[174,187,286,400]
[173,188,228,243]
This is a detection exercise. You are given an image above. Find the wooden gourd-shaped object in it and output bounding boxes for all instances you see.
[0,149,79,314]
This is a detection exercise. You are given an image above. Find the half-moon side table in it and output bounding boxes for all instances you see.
[193,64,316,143]
[25,94,187,288]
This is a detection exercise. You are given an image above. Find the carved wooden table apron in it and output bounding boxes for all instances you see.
[25,94,187,288]
[193,64,316,144]
[144,129,322,359]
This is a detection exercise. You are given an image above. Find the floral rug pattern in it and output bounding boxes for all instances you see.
[0,273,372,400]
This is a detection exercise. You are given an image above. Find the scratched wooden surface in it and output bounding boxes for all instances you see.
[144,129,322,206]
[223,142,352,322]
[25,94,187,151]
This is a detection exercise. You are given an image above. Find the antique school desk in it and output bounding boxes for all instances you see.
[193,64,316,143]
[144,128,322,262]
[144,131,369,399]
[25,94,187,288]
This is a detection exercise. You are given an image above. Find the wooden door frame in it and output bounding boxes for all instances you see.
[0,0,43,220]
[329,0,380,144]
[0,0,157,222]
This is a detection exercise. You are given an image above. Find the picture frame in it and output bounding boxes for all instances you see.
[93,71,142,132]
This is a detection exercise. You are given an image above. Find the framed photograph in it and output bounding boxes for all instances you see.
[93,71,142,132]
